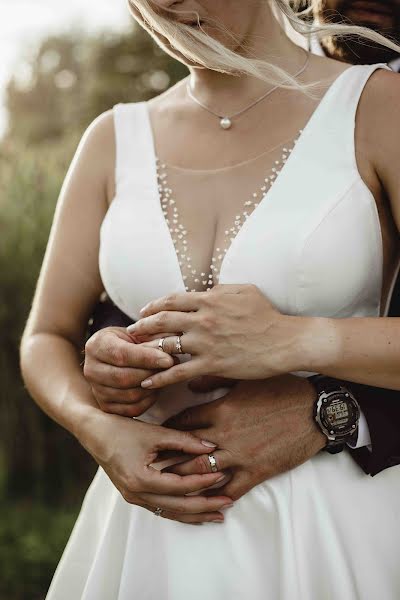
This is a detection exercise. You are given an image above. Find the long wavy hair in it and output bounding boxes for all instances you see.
[127,0,400,91]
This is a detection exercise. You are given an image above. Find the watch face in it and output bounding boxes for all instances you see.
[319,392,359,438]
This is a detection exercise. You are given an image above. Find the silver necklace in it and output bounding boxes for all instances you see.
[186,50,310,130]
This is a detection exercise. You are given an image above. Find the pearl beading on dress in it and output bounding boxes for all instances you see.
[156,130,302,293]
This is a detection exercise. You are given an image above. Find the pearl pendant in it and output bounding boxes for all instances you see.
[220,117,232,130]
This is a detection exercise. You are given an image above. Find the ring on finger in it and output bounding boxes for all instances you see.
[208,454,218,473]
[154,507,163,517]
[175,334,184,354]
[158,338,166,352]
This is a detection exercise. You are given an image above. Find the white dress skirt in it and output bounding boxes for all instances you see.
[46,63,400,599]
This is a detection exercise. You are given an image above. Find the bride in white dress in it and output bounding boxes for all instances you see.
[20,1,400,598]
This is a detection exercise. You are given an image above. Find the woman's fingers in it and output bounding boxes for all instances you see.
[141,358,206,389]
[127,311,193,338]
[155,427,217,455]
[144,466,225,496]
[139,491,232,515]
[138,286,246,320]
[141,504,224,524]
[157,511,225,524]
[139,292,207,317]
[163,450,232,476]
[128,331,178,344]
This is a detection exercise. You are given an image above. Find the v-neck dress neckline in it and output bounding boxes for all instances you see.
[141,64,356,294]
[99,62,389,324]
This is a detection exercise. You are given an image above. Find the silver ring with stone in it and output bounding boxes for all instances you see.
[158,338,166,352]
[175,335,184,354]
[154,507,163,517]
[208,454,218,473]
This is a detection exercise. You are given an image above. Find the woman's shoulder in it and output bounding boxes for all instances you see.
[356,65,400,157]
[356,65,400,225]
[77,109,118,207]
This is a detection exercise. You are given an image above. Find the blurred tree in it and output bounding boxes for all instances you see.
[5,23,188,145]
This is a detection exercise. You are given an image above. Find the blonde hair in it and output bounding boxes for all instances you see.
[127,0,400,91]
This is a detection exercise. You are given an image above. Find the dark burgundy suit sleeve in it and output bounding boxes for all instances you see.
[86,285,400,476]
[346,381,400,476]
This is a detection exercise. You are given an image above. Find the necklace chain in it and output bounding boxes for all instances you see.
[186,50,310,130]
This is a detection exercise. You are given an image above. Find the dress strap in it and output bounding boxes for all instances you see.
[112,101,156,189]
[295,62,391,179]
[340,62,391,130]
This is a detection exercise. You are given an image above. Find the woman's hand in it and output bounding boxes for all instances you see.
[126,284,311,389]
[79,411,233,524]
[84,326,176,416]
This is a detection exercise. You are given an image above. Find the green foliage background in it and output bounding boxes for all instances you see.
[0,22,186,599]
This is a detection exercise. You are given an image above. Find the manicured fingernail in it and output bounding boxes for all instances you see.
[222,503,234,509]
[216,475,226,483]
[141,379,153,388]
[127,324,136,333]
[201,440,217,448]
[139,306,147,315]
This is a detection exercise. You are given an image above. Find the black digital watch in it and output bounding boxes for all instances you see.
[308,375,361,454]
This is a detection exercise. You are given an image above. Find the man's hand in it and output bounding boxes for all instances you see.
[83,326,175,417]
[164,375,326,501]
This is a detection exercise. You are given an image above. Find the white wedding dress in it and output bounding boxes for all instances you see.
[46,63,400,599]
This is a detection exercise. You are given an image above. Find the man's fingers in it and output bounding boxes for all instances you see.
[163,450,232,476]
[96,337,174,370]
[94,382,154,404]
[207,472,250,502]
[85,362,154,390]
[164,404,213,431]
[101,397,156,418]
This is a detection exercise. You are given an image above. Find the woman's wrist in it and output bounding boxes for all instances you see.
[290,316,341,373]
[74,404,110,456]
